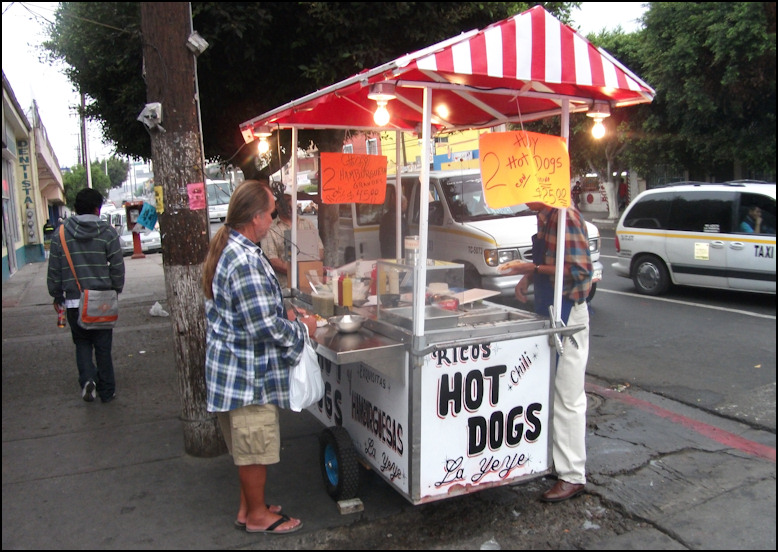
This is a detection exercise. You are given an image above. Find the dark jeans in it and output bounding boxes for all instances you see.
[66,308,115,400]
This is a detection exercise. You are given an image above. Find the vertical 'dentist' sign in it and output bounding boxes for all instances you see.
[479,131,571,209]
[419,336,552,501]
[16,139,38,244]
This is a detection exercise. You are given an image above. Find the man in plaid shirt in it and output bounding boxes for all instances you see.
[499,202,593,503]
[202,180,316,534]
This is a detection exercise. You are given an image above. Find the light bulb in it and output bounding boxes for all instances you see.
[374,101,390,126]
[257,137,270,154]
[592,119,605,139]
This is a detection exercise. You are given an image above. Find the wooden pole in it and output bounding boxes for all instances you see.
[140,2,225,457]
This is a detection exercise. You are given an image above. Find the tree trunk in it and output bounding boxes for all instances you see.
[140,3,226,457]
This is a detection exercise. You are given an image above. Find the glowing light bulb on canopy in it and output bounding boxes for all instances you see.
[373,100,390,126]
[367,82,396,127]
[591,119,606,139]
[586,101,611,140]
[254,125,272,154]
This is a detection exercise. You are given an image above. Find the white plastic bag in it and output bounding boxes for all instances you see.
[289,326,324,412]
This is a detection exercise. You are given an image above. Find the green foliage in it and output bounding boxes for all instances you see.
[62,163,113,209]
[43,2,774,183]
[43,2,575,176]
[640,2,775,181]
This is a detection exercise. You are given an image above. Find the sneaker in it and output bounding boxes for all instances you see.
[82,380,96,402]
[101,393,116,404]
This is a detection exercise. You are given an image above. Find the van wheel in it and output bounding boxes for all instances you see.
[632,255,670,296]
[463,263,481,289]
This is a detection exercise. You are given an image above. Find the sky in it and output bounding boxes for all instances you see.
[2,2,648,170]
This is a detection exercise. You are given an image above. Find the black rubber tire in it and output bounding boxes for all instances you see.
[632,255,670,296]
[319,426,361,501]
[463,263,482,289]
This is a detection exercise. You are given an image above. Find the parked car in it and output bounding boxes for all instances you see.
[119,226,162,256]
[207,179,233,222]
[612,181,776,295]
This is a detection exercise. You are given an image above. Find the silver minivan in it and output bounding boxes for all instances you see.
[612,182,776,295]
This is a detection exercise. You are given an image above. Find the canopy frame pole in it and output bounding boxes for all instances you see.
[290,126,299,292]
[395,129,402,259]
[412,87,433,337]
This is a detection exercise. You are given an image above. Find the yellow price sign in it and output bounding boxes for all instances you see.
[479,131,570,208]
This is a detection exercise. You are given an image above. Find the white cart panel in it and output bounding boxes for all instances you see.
[308,354,411,495]
[419,335,552,501]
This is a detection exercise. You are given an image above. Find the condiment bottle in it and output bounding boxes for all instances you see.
[342,274,353,308]
[369,265,377,295]
[337,273,345,306]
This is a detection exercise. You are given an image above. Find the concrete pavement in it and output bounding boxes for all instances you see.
[2,245,775,549]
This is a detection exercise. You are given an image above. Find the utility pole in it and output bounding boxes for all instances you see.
[140,2,225,457]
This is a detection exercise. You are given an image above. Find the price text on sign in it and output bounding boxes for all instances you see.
[479,131,570,209]
[320,152,388,205]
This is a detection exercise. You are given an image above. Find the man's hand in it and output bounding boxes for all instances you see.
[498,259,535,275]
[515,275,532,303]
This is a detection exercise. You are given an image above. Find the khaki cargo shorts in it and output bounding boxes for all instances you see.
[217,403,280,466]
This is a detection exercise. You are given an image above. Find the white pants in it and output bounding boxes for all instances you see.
[552,301,589,484]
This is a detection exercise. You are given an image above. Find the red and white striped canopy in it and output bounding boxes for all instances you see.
[240,5,654,138]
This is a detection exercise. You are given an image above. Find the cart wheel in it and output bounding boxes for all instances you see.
[319,426,361,501]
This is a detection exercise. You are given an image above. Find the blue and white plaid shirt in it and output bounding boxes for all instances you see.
[205,229,306,412]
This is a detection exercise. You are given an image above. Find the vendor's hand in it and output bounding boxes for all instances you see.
[498,259,535,275]
[515,275,532,303]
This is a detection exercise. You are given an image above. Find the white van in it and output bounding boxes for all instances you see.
[339,169,603,299]
[206,179,233,222]
[612,181,776,295]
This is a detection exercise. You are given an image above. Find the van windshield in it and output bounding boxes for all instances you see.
[207,182,232,205]
[438,174,532,222]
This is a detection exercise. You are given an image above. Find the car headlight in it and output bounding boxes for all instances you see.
[588,237,600,254]
[484,248,520,267]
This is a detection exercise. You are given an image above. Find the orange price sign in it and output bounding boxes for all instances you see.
[479,131,570,209]
[320,152,388,204]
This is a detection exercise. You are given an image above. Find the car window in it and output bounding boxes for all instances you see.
[668,191,731,233]
[737,192,776,235]
[207,182,232,205]
[623,192,673,229]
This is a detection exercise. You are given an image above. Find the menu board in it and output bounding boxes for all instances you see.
[480,131,570,208]
[320,152,388,204]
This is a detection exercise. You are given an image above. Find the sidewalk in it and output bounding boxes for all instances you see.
[2,253,775,549]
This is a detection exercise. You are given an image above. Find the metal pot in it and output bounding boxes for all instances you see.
[327,314,366,333]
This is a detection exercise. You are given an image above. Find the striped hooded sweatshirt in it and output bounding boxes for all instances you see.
[47,214,125,305]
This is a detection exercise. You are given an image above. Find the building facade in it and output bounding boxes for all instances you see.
[2,71,66,281]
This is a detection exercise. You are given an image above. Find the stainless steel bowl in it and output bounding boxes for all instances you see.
[327,314,366,333]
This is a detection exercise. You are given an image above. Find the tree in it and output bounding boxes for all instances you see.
[639,2,776,182]
[62,164,112,208]
[43,2,577,177]
[103,157,130,190]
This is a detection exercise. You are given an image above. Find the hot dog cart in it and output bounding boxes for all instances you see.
[239,6,654,505]
[293,259,584,504]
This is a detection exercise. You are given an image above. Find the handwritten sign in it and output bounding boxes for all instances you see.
[479,131,570,208]
[320,152,387,204]
[136,202,158,230]
[419,335,552,501]
[154,185,164,213]
[187,182,206,210]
